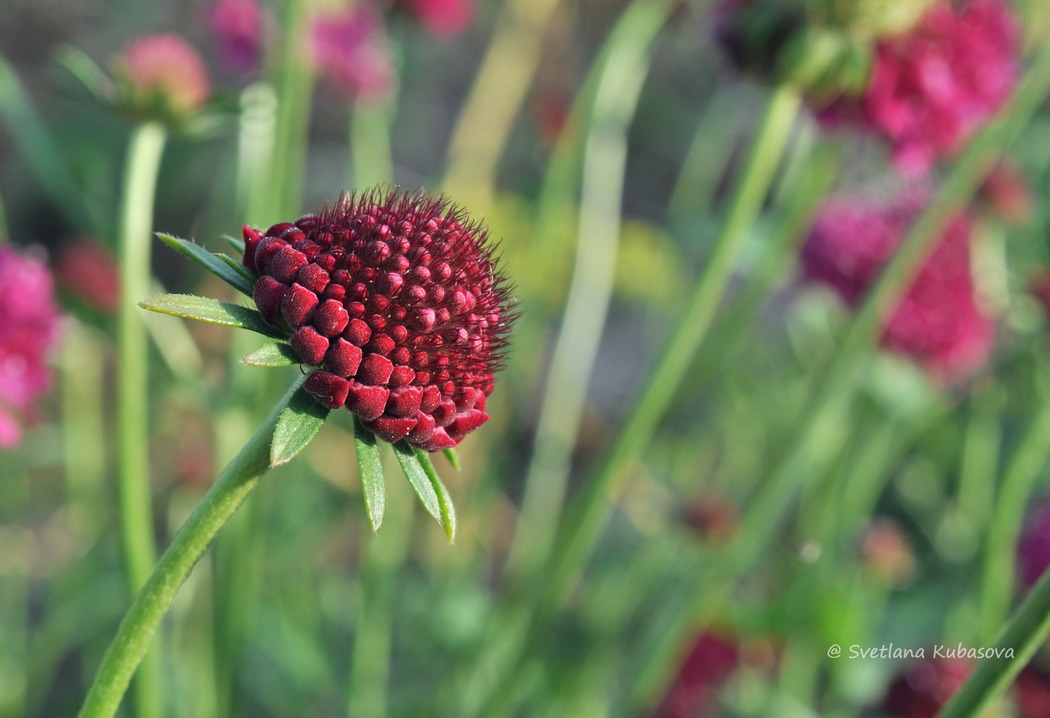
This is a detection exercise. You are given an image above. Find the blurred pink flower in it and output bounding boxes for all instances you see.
[801,194,994,383]
[819,0,1019,176]
[55,239,120,315]
[116,34,211,120]
[399,0,474,37]
[0,246,62,449]
[650,631,738,718]
[882,657,972,718]
[207,0,266,76]
[311,8,392,104]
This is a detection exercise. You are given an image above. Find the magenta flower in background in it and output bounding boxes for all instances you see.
[399,0,474,37]
[819,0,1019,176]
[801,193,994,383]
[115,34,211,121]
[0,246,62,449]
[207,0,266,76]
[55,239,120,315]
[650,631,738,718]
[243,188,513,450]
[882,657,972,718]
[1019,500,1050,588]
[311,7,392,104]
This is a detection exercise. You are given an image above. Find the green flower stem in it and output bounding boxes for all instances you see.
[442,0,564,197]
[938,561,1050,718]
[623,40,1050,714]
[349,101,394,189]
[77,376,305,718]
[115,119,167,718]
[465,81,801,718]
[505,0,674,581]
[978,385,1050,642]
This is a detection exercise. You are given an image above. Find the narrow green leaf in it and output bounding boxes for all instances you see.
[270,386,329,466]
[393,441,441,523]
[353,417,386,531]
[241,342,299,367]
[443,448,461,470]
[222,233,246,254]
[156,233,254,296]
[414,447,457,543]
[219,253,256,284]
[139,294,284,339]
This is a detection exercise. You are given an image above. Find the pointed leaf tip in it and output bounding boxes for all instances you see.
[270,386,329,466]
[353,416,386,531]
[156,233,254,296]
[394,441,457,542]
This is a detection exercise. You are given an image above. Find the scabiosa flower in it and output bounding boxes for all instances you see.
[243,188,513,451]
[882,658,972,718]
[818,0,1019,175]
[801,193,994,383]
[207,0,267,77]
[0,246,62,449]
[114,34,211,123]
[311,7,393,104]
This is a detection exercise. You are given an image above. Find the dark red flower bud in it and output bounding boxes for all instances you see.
[244,191,514,449]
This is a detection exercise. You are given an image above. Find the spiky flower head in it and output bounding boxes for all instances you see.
[114,34,211,123]
[801,193,994,384]
[0,246,62,449]
[243,188,513,451]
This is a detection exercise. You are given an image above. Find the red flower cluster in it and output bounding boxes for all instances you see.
[0,247,62,449]
[820,0,1019,175]
[802,194,993,383]
[882,658,972,718]
[243,189,513,451]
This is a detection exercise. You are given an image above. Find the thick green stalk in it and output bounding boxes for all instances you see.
[464,80,801,718]
[938,562,1050,718]
[978,388,1050,642]
[77,376,305,718]
[349,102,394,189]
[505,0,674,582]
[624,39,1050,713]
[115,120,167,718]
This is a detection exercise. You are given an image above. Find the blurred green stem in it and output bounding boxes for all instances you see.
[505,0,671,582]
[116,120,167,718]
[938,561,1050,718]
[978,385,1050,642]
[77,376,306,718]
[623,37,1050,712]
[61,321,107,541]
[442,0,564,197]
[349,102,394,189]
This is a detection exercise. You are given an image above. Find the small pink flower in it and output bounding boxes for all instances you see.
[819,0,1019,175]
[0,246,63,449]
[399,0,474,37]
[55,239,120,315]
[207,0,267,76]
[116,34,211,121]
[651,631,738,718]
[882,657,972,718]
[311,8,392,104]
[801,193,994,383]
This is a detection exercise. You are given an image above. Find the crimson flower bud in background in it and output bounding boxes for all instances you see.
[55,239,120,316]
[801,193,994,384]
[1018,500,1050,589]
[0,246,62,449]
[862,518,916,585]
[311,7,393,104]
[650,631,739,718]
[113,34,211,124]
[818,0,1019,176]
[882,657,973,718]
[207,0,268,77]
[244,188,514,450]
